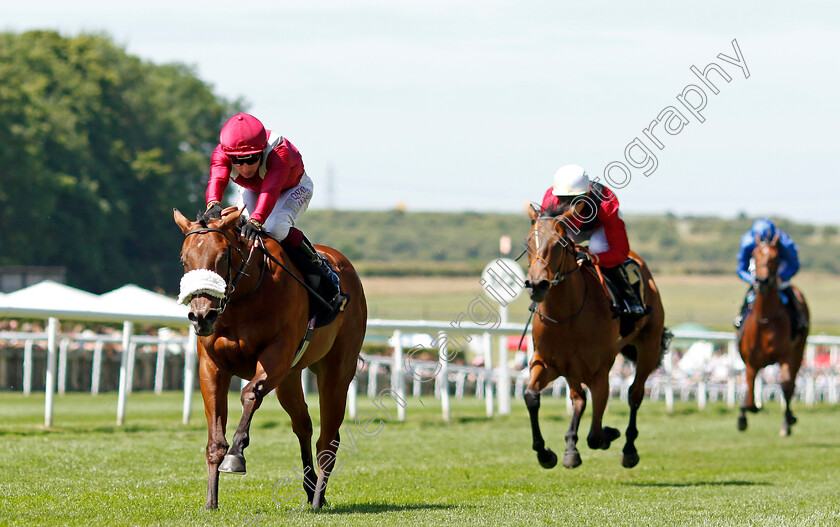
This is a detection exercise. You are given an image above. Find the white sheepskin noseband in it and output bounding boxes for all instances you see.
[178,269,227,305]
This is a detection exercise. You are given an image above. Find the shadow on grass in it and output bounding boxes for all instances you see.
[800,443,840,449]
[623,480,772,488]
[0,423,205,436]
[317,502,462,515]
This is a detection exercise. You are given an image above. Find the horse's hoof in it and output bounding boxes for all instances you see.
[219,454,246,474]
[563,451,582,469]
[621,451,640,469]
[537,449,558,469]
[737,416,747,431]
[780,426,792,437]
[312,495,329,510]
[590,427,620,450]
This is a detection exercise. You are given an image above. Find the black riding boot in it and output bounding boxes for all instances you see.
[733,288,752,329]
[284,234,341,305]
[607,260,646,319]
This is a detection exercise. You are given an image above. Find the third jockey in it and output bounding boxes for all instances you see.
[540,164,646,318]
[734,218,807,336]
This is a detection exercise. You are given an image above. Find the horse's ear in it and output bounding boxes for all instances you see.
[219,207,243,231]
[173,208,192,234]
[771,230,780,245]
[527,203,540,222]
[753,232,761,246]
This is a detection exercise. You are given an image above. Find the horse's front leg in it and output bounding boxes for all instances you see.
[524,359,560,469]
[738,365,759,431]
[221,357,289,474]
[199,358,232,509]
[563,380,587,468]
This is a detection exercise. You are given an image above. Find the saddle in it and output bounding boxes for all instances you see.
[577,251,646,336]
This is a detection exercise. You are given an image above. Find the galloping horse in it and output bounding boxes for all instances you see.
[737,235,809,435]
[523,205,667,469]
[174,207,367,509]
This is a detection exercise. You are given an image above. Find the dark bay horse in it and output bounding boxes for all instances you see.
[737,236,809,435]
[174,207,367,509]
[523,205,667,469]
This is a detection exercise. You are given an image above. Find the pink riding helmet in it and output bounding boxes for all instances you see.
[219,113,267,156]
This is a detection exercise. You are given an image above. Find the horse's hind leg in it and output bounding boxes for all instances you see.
[524,359,560,469]
[275,373,317,503]
[309,343,361,509]
[621,341,659,469]
[779,362,798,436]
[585,371,620,452]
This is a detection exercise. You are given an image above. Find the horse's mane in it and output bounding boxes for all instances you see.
[192,209,246,235]
[194,211,210,227]
[540,199,575,218]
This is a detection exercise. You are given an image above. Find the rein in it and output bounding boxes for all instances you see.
[255,236,334,311]
[530,277,589,325]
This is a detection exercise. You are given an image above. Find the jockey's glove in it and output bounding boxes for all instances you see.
[576,251,599,266]
[241,218,265,242]
[204,201,222,220]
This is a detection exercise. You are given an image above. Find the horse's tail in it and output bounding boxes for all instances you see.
[659,327,673,365]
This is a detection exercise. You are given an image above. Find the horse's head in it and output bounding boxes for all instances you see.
[523,203,582,303]
[752,230,781,293]
[174,207,247,336]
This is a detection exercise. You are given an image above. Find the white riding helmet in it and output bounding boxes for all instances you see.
[552,164,590,196]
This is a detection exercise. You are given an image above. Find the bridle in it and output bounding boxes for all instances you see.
[525,216,582,288]
[523,216,587,326]
[751,241,783,324]
[183,227,264,314]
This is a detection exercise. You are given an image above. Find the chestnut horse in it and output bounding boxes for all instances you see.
[737,236,809,435]
[174,207,367,509]
[523,206,667,469]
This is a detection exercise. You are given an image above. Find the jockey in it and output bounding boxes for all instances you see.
[203,113,341,306]
[540,164,646,318]
[734,218,806,335]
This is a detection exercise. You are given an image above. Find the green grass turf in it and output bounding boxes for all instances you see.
[1,391,839,526]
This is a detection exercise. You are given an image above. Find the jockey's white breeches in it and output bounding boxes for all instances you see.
[588,226,609,254]
[237,173,313,241]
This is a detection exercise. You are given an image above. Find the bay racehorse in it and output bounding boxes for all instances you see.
[737,234,809,435]
[174,207,367,509]
[523,205,668,469]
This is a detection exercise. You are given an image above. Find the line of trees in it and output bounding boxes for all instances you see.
[0,30,239,293]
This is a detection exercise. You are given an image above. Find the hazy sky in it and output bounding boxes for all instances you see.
[6,1,840,223]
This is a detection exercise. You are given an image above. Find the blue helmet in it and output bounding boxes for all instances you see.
[752,218,777,242]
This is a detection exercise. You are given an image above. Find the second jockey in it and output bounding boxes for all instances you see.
[540,164,646,318]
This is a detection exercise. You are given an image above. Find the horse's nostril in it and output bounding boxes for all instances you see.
[188,312,198,323]
[538,280,550,290]
[205,310,219,324]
